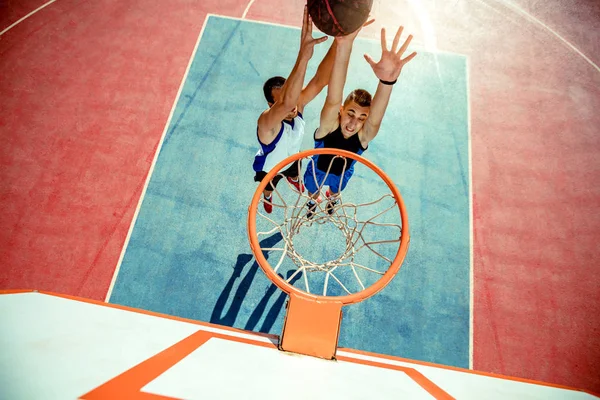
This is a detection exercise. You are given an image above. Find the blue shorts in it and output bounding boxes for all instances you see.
[303,158,354,194]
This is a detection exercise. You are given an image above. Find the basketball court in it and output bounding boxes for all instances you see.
[1,0,599,396]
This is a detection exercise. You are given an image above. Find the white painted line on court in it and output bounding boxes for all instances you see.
[241,0,257,19]
[0,0,58,36]
[466,54,474,371]
[105,14,212,302]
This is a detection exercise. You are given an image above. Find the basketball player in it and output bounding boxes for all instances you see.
[253,6,334,214]
[304,24,417,218]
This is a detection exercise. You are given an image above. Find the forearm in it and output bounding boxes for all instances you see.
[313,40,337,87]
[325,42,352,105]
[366,82,394,128]
[281,53,311,107]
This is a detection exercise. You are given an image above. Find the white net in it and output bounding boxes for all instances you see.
[253,153,405,297]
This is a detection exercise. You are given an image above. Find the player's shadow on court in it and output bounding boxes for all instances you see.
[210,232,301,334]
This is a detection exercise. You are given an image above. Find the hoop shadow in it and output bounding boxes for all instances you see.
[210,232,302,333]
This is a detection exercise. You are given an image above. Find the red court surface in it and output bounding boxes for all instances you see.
[1,0,599,393]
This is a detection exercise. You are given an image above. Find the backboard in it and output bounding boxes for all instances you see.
[1,291,596,399]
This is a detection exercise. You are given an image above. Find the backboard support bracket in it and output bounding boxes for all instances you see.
[279,292,343,360]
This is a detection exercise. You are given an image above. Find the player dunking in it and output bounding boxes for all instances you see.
[304,23,417,218]
[253,6,335,213]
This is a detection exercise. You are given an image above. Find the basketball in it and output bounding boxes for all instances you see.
[307,0,373,36]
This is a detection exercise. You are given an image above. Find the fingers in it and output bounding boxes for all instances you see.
[306,11,313,35]
[397,33,413,56]
[313,36,328,44]
[364,53,376,68]
[380,28,387,52]
[303,5,308,26]
[391,25,404,53]
[401,51,417,64]
[301,5,308,36]
[363,18,375,28]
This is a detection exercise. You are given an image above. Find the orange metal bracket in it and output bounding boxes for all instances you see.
[279,292,343,360]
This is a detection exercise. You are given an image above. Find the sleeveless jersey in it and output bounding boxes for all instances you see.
[253,113,305,172]
[315,125,367,175]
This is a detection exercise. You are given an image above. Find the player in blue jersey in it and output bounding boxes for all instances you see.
[253,6,336,214]
[304,24,417,218]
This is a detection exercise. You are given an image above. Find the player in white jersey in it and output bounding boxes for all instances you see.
[253,6,336,213]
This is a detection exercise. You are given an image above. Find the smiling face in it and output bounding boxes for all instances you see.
[339,101,370,137]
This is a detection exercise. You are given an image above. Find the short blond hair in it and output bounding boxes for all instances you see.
[343,89,372,108]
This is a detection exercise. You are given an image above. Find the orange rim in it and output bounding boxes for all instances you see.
[247,148,410,305]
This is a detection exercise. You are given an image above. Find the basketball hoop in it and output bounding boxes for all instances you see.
[248,148,410,359]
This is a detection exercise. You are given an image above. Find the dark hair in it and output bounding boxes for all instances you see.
[263,76,286,103]
[343,89,372,108]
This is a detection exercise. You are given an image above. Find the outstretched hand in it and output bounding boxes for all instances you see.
[364,26,417,82]
[299,5,328,59]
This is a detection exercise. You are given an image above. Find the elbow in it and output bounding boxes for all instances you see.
[314,75,329,91]
[324,98,341,108]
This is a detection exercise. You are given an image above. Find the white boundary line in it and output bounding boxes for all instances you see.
[104,14,212,302]
[0,0,58,36]
[241,0,257,19]
[496,0,599,73]
[467,55,474,370]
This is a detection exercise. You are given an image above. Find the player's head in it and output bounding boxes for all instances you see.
[263,76,298,120]
[339,89,372,137]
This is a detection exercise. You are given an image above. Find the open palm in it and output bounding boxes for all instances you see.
[364,26,417,82]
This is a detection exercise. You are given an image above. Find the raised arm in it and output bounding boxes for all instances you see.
[296,39,337,114]
[315,21,373,139]
[257,6,326,142]
[359,26,417,145]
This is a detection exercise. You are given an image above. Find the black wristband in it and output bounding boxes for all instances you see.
[379,78,397,85]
